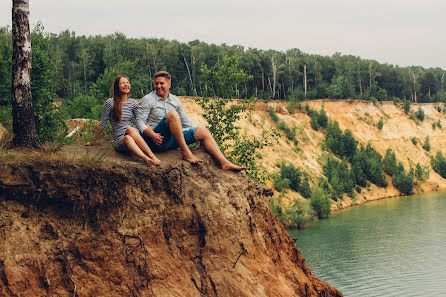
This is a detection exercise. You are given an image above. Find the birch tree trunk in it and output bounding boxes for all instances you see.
[271,56,277,99]
[303,64,307,97]
[11,0,39,148]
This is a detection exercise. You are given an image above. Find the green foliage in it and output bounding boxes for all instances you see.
[229,131,272,182]
[411,137,418,145]
[59,95,102,120]
[326,120,357,161]
[377,119,384,130]
[403,101,411,114]
[30,24,68,142]
[323,156,355,199]
[279,162,302,193]
[201,55,251,99]
[416,107,425,121]
[415,163,430,181]
[270,195,316,229]
[287,100,301,114]
[437,120,442,129]
[310,186,332,219]
[422,136,431,152]
[318,108,328,128]
[310,113,319,130]
[278,121,297,142]
[382,148,398,176]
[197,56,270,181]
[0,27,12,106]
[268,106,279,122]
[300,176,311,199]
[392,163,414,195]
[431,151,446,178]
[273,176,290,192]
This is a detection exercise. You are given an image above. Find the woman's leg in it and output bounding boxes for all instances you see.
[122,135,159,166]
[126,127,161,165]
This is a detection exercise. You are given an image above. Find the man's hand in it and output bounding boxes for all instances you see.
[151,133,164,146]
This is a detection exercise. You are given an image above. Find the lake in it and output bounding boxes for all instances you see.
[288,192,446,297]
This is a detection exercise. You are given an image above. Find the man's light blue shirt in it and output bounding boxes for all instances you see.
[136,91,195,133]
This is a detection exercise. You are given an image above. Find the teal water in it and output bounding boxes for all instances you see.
[288,192,446,297]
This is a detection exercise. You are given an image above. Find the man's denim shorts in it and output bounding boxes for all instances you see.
[143,117,198,152]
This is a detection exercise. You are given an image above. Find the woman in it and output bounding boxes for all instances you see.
[86,75,161,166]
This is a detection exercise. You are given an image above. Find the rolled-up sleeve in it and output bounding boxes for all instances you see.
[136,97,151,132]
[176,98,194,130]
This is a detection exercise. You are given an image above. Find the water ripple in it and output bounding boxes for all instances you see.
[290,193,446,297]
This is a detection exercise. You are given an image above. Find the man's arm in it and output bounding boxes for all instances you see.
[136,95,164,145]
[175,96,194,129]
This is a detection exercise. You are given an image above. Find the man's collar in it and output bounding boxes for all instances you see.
[153,91,171,101]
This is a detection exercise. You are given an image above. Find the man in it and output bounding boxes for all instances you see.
[136,71,245,171]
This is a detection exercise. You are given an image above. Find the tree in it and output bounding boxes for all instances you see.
[11,0,39,147]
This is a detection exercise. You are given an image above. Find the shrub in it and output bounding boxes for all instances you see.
[415,163,430,181]
[392,163,414,195]
[273,177,290,192]
[422,136,431,152]
[310,113,319,130]
[403,101,411,114]
[382,148,398,176]
[411,137,417,145]
[431,151,446,178]
[416,107,425,121]
[268,106,279,122]
[280,162,302,192]
[377,119,384,130]
[310,187,332,219]
[317,108,328,128]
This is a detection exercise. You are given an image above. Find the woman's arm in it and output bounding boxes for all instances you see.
[85,126,105,146]
[86,99,111,145]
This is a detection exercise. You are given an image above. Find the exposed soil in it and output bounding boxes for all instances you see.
[0,147,342,297]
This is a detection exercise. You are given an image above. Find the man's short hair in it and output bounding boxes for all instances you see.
[154,71,171,81]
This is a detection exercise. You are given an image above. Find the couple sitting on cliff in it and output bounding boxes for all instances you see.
[87,71,245,172]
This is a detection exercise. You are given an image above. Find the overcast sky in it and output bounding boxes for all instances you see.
[1,0,445,69]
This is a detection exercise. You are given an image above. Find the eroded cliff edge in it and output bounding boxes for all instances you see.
[0,149,342,297]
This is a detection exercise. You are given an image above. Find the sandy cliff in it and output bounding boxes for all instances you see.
[0,148,342,296]
[180,98,446,209]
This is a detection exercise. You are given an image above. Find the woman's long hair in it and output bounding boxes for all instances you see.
[112,75,129,122]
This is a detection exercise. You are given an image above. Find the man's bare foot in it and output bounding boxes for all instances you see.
[183,152,202,164]
[221,162,246,172]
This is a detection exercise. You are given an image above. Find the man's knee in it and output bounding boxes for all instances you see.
[194,126,211,140]
[166,110,180,123]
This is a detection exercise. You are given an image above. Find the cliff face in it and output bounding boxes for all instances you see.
[0,149,342,296]
[181,98,446,208]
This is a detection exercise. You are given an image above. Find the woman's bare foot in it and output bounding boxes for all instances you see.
[144,156,161,166]
[183,152,202,164]
[221,161,246,172]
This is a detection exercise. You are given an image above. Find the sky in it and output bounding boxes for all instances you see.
[1,0,446,69]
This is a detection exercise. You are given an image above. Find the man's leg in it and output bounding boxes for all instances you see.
[165,111,201,164]
[194,127,245,172]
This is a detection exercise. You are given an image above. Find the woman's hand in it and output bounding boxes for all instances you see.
[85,141,94,146]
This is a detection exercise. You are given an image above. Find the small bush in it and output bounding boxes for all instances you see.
[416,107,425,121]
[268,106,279,122]
[403,101,411,114]
[310,187,332,219]
[377,119,384,130]
[422,136,431,152]
[411,137,418,145]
